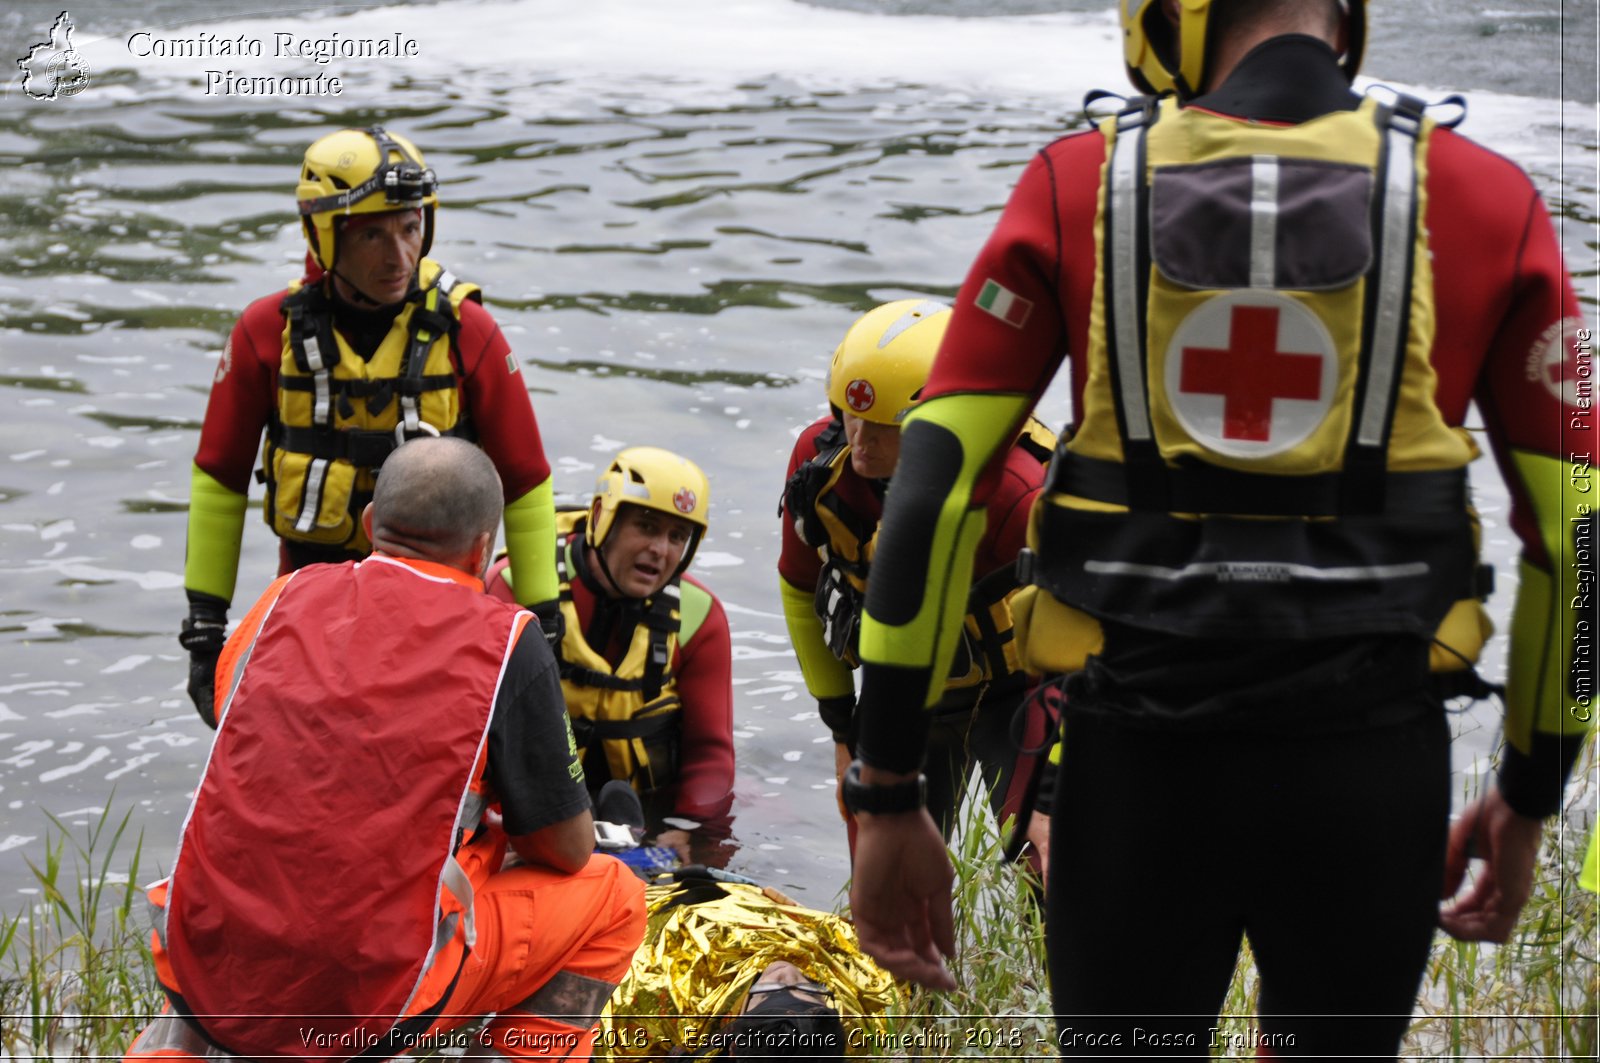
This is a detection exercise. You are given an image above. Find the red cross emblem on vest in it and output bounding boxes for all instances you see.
[1179,305,1322,441]
[845,378,876,413]
[673,488,697,514]
[1165,293,1336,458]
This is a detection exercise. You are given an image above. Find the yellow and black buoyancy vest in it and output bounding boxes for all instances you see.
[262,259,477,553]
[555,512,688,798]
[1027,93,1488,660]
[785,418,1055,691]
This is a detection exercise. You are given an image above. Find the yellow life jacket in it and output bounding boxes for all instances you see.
[1020,93,1490,677]
[784,418,1055,693]
[262,258,478,552]
[556,511,712,798]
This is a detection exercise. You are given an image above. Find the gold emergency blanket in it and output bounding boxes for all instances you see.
[599,877,900,1058]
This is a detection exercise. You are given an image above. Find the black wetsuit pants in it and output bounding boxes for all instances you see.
[1046,707,1451,1060]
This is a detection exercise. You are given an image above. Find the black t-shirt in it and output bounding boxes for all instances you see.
[485,629,590,837]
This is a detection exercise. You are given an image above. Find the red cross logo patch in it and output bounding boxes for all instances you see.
[673,488,697,514]
[1164,293,1337,458]
[845,378,876,413]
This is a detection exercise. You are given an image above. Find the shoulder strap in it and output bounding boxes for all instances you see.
[1102,96,1169,510]
[395,277,461,438]
[1341,92,1427,515]
[282,285,340,430]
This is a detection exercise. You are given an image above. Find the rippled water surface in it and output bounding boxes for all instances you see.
[0,0,1595,906]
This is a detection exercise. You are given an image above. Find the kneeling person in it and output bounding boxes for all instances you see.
[491,447,735,846]
[127,437,644,1062]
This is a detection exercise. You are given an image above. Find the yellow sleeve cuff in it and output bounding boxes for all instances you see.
[503,480,557,606]
[780,577,856,700]
[184,464,249,605]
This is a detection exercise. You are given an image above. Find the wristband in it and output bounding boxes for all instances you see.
[841,760,926,815]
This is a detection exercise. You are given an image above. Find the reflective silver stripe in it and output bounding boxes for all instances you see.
[510,970,617,1027]
[312,371,332,428]
[1250,155,1279,289]
[457,790,488,840]
[294,458,330,534]
[128,1014,240,1058]
[437,269,458,295]
[1109,117,1153,442]
[302,331,327,372]
[303,332,334,430]
[1359,119,1420,447]
[441,855,477,949]
[877,299,947,347]
[1084,559,1429,582]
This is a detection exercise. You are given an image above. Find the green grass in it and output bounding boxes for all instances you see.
[876,763,1597,1061]
[2,778,1593,1061]
[0,804,162,1060]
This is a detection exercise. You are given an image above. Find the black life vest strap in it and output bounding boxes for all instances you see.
[268,421,471,469]
[574,700,683,743]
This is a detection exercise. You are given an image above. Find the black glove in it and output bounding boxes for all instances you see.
[178,594,228,729]
[530,599,564,652]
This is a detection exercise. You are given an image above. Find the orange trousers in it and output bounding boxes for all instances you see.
[126,854,645,1061]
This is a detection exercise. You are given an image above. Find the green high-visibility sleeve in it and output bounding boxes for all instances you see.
[780,576,856,701]
[184,463,249,606]
[504,480,557,606]
[858,391,1031,709]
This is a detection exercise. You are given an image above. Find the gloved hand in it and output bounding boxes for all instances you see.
[530,599,564,652]
[178,595,228,728]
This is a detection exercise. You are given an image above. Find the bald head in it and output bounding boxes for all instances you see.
[366,437,503,572]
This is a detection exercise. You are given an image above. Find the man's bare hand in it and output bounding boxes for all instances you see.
[1439,787,1544,943]
[850,809,957,990]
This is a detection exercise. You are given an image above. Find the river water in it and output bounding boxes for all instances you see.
[0,0,1595,909]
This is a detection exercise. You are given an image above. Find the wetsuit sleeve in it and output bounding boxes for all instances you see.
[672,581,735,821]
[503,481,557,606]
[184,465,249,605]
[855,153,1069,773]
[186,299,281,606]
[776,422,828,592]
[456,300,557,604]
[777,419,864,736]
[488,626,591,836]
[1468,187,1597,817]
[973,446,1047,576]
[1422,131,1596,816]
[780,577,856,701]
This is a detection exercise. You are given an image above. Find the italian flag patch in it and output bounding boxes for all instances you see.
[975,278,1033,328]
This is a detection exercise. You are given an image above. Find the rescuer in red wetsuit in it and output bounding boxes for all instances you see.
[490,447,735,854]
[778,300,1053,860]
[180,126,558,728]
[845,2,1595,1058]
[127,438,644,1062]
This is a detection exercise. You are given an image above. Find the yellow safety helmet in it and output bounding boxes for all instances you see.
[825,299,951,427]
[588,446,712,576]
[296,126,439,270]
[1120,0,1365,98]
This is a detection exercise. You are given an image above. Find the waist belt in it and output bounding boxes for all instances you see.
[1047,452,1467,517]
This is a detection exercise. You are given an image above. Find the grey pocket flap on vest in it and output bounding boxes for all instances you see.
[1151,157,1374,292]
